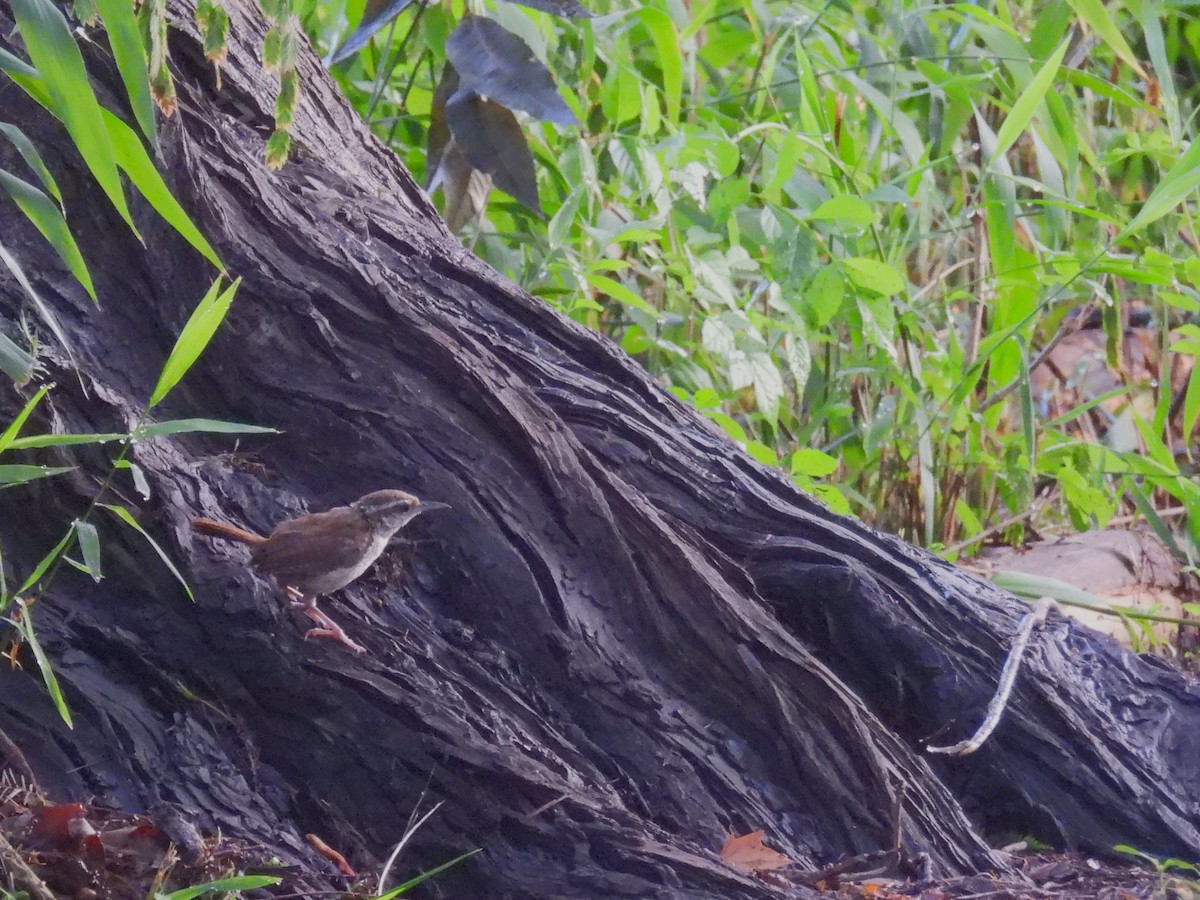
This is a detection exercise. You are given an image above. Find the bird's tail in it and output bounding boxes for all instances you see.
[192,517,266,545]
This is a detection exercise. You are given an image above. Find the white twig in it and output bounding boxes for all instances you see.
[377,800,444,896]
[927,597,1055,756]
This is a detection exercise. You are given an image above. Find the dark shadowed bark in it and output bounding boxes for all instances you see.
[0,0,1197,895]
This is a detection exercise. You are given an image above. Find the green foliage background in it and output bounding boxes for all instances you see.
[306,0,1200,558]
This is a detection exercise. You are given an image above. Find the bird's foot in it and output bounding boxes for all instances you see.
[300,605,366,654]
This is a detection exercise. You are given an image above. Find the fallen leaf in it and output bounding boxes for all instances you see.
[719,830,793,873]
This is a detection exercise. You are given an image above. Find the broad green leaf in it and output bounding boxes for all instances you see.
[0,384,49,453]
[10,0,136,233]
[134,418,277,438]
[586,273,657,316]
[95,0,157,147]
[807,195,876,226]
[446,16,576,126]
[8,600,73,727]
[791,447,837,477]
[75,520,102,582]
[0,122,62,202]
[842,257,905,296]
[101,109,224,271]
[0,168,96,302]
[100,503,193,600]
[149,278,240,407]
[990,40,1068,167]
[805,266,845,327]
[639,7,682,125]
[0,464,75,486]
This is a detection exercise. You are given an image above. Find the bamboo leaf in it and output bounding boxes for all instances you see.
[101,109,225,271]
[96,0,158,147]
[0,384,50,454]
[100,503,193,600]
[149,278,240,407]
[134,418,277,438]
[990,40,1069,167]
[0,235,77,366]
[0,464,76,486]
[9,600,73,727]
[0,121,62,202]
[0,168,97,302]
[10,0,137,233]
[74,520,102,582]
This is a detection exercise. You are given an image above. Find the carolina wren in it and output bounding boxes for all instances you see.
[193,490,448,653]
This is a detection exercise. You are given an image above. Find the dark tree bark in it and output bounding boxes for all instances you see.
[0,0,1198,895]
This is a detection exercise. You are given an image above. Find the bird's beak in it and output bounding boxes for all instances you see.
[418,501,451,513]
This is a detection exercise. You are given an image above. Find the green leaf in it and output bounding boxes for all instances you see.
[158,875,281,900]
[95,0,157,147]
[0,122,62,202]
[0,463,75,486]
[134,418,277,438]
[149,278,241,407]
[10,0,137,233]
[0,384,49,454]
[805,266,845,328]
[1065,0,1145,78]
[842,257,906,296]
[101,503,194,600]
[8,599,73,727]
[807,195,876,226]
[18,526,76,594]
[791,447,838,477]
[75,520,102,582]
[0,168,96,302]
[990,40,1069,167]
[101,109,224,271]
[586,273,657,316]
[639,7,682,125]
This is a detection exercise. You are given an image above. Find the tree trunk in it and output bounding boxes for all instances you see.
[0,0,1197,895]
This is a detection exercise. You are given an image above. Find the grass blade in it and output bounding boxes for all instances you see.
[0,331,36,383]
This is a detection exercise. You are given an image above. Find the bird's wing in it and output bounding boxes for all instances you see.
[250,513,369,583]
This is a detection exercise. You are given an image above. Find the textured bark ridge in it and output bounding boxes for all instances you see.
[0,1,1197,895]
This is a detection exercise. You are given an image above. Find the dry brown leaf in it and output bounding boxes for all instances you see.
[718,830,793,873]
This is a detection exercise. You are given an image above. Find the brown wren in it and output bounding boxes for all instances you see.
[193,490,448,653]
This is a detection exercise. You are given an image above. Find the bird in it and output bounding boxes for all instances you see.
[192,490,448,653]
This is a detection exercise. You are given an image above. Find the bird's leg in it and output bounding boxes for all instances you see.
[284,589,366,654]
